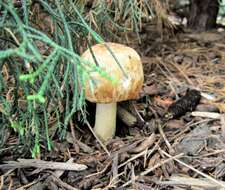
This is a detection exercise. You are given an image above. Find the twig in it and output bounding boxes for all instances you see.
[16,181,39,190]
[157,123,175,154]
[193,149,225,158]
[0,159,87,171]
[8,175,13,190]
[4,28,20,45]
[170,118,213,141]
[85,161,112,178]
[161,150,225,188]
[112,153,118,180]
[220,114,225,134]
[155,175,225,189]
[49,171,79,190]
[86,121,110,156]
[168,82,179,100]
[158,59,181,85]
[112,153,119,188]
[132,102,145,122]
[169,60,194,86]
[191,111,221,119]
[0,169,14,189]
[69,120,80,153]
[0,175,3,190]
[200,92,216,101]
[106,172,124,189]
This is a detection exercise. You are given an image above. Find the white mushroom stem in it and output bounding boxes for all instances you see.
[94,103,117,141]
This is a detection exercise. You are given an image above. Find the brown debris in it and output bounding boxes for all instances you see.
[2,27,225,189]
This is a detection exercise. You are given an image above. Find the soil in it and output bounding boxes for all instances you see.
[1,27,225,189]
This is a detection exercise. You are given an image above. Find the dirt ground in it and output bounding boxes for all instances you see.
[1,28,225,190]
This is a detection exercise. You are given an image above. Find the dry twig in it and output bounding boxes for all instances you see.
[0,159,87,171]
[191,111,221,119]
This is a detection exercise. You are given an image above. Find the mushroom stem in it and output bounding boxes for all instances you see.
[94,103,117,141]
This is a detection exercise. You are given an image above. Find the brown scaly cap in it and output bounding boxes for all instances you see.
[82,42,144,103]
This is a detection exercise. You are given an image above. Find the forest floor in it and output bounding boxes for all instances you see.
[1,27,225,190]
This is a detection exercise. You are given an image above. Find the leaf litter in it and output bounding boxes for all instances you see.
[1,29,225,189]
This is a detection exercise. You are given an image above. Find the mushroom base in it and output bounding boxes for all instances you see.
[94,103,117,141]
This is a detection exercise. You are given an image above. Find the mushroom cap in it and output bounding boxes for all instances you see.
[82,42,144,103]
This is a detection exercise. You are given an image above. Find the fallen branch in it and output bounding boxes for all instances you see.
[0,159,87,171]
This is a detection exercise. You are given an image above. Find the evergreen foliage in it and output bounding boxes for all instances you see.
[0,0,155,157]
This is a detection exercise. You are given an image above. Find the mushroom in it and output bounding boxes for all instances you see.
[82,42,144,141]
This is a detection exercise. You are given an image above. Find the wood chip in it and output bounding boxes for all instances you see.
[129,133,155,153]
